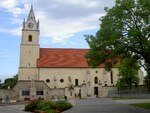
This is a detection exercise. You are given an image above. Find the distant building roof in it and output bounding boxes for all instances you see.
[37,48,117,68]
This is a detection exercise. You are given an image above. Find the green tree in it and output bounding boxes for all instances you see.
[85,0,150,86]
[2,75,18,89]
[117,56,139,88]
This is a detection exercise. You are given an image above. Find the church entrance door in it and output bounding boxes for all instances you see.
[94,87,98,97]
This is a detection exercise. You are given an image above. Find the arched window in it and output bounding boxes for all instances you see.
[28,35,32,42]
[75,79,79,86]
[110,71,113,84]
[104,81,107,86]
[94,77,98,84]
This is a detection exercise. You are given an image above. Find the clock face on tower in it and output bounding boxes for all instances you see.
[28,23,34,28]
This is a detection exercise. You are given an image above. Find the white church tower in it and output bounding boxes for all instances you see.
[18,6,40,80]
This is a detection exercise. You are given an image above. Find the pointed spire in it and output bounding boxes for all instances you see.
[27,5,36,22]
[37,19,40,30]
[22,5,40,30]
[23,18,25,29]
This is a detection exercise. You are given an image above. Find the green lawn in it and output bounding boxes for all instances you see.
[130,103,150,110]
[112,97,143,100]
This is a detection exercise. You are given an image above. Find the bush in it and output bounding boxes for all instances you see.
[51,101,72,112]
[34,109,58,113]
[25,100,41,112]
[24,100,72,113]
[37,101,52,111]
[46,110,60,113]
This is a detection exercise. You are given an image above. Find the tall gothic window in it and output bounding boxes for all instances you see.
[75,79,79,86]
[28,35,32,42]
[110,71,113,84]
[94,77,98,84]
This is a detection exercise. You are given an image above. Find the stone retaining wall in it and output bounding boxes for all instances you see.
[0,89,17,103]
[107,88,150,98]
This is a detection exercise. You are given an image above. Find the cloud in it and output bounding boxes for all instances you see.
[0,28,21,36]
[37,11,101,43]
[0,0,17,9]
[0,0,30,17]
[54,0,99,8]
[33,0,115,43]
[0,0,115,43]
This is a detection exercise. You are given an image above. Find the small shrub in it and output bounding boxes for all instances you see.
[37,101,52,110]
[33,109,44,113]
[25,100,41,112]
[34,109,59,113]
[46,109,59,113]
[24,100,72,113]
[52,101,72,112]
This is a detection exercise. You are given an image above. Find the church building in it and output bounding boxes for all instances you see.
[14,7,144,101]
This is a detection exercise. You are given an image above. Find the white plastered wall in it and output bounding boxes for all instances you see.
[38,68,119,88]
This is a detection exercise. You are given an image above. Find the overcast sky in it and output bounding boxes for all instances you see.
[0,0,115,81]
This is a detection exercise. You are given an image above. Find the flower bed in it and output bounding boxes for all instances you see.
[24,99,72,113]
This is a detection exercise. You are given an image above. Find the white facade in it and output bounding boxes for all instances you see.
[18,7,144,99]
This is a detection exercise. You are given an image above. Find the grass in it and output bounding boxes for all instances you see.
[112,97,145,100]
[129,103,150,110]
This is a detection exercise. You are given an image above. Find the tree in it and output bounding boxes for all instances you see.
[85,0,150,86]
[1,75,18,89]
[117,56,139,88]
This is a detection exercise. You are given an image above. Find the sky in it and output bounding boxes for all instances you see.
[0,0,115,81]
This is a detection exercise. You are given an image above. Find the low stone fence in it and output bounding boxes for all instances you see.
[107,88,150,98]
[0,89,17,104]
[49,88,65,99]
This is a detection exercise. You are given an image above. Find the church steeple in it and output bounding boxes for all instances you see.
[27,5,36,22]
[23,6,39,31]
[19,6,40,81]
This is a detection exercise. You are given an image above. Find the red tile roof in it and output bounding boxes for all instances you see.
[37,48,117,68]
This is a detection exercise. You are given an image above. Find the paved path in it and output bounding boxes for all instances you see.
[0,105,29,113]
[63,98,150,113]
